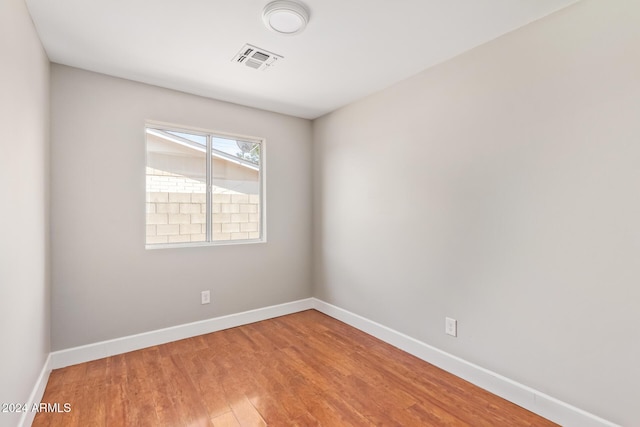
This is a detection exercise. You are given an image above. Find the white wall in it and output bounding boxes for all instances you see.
[312,1,640,425]
[0,0,50,426]
[50,65,312,350]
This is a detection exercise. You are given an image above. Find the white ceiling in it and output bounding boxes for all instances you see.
[26,0,578,119]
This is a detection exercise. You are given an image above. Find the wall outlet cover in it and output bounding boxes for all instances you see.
[201,290,211,305]
[445,317,457,337]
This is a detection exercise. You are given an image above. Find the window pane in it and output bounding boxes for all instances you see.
[211,137,261,241]
[146,128,207,245]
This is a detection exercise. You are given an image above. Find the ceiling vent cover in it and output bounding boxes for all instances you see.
[232,44,283,71]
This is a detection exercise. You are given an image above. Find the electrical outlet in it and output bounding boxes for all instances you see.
[445,317,457,337]
[201,290,210,305]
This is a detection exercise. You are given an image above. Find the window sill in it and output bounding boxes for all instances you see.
[145,238,266,250]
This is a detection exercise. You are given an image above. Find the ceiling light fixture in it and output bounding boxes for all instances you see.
[262,1,310,36]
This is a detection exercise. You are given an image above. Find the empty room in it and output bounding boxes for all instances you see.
[1,0,638,426]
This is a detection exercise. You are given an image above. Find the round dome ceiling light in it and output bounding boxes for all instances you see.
[262,1,310,36]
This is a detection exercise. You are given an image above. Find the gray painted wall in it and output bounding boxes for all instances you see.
[7,1,639,425]
[0,0,50,426]
[50,65,312,350]
[312,1,640,425]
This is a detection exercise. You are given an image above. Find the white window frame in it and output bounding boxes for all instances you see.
[145,121,266,249]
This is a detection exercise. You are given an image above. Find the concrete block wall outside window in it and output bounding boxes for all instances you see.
[146,168,261,243]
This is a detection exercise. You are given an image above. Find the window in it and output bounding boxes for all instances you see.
[145,124,264,247]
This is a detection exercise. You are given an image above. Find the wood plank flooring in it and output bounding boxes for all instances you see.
[32,310,557,426]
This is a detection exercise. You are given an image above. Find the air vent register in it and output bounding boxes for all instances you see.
[232,44,283,71]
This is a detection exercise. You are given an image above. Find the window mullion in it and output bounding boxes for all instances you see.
[206,135,212,242]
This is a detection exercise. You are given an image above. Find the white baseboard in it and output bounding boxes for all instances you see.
[42,296,617,427]
[311,298,618,427]
[18,354,52,427]
[50,298,314,369]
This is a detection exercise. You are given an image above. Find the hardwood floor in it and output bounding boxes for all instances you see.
[33,310,557,426]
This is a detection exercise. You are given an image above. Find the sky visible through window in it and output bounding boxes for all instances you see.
[165,130,206,146]
[165,130,259,165]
